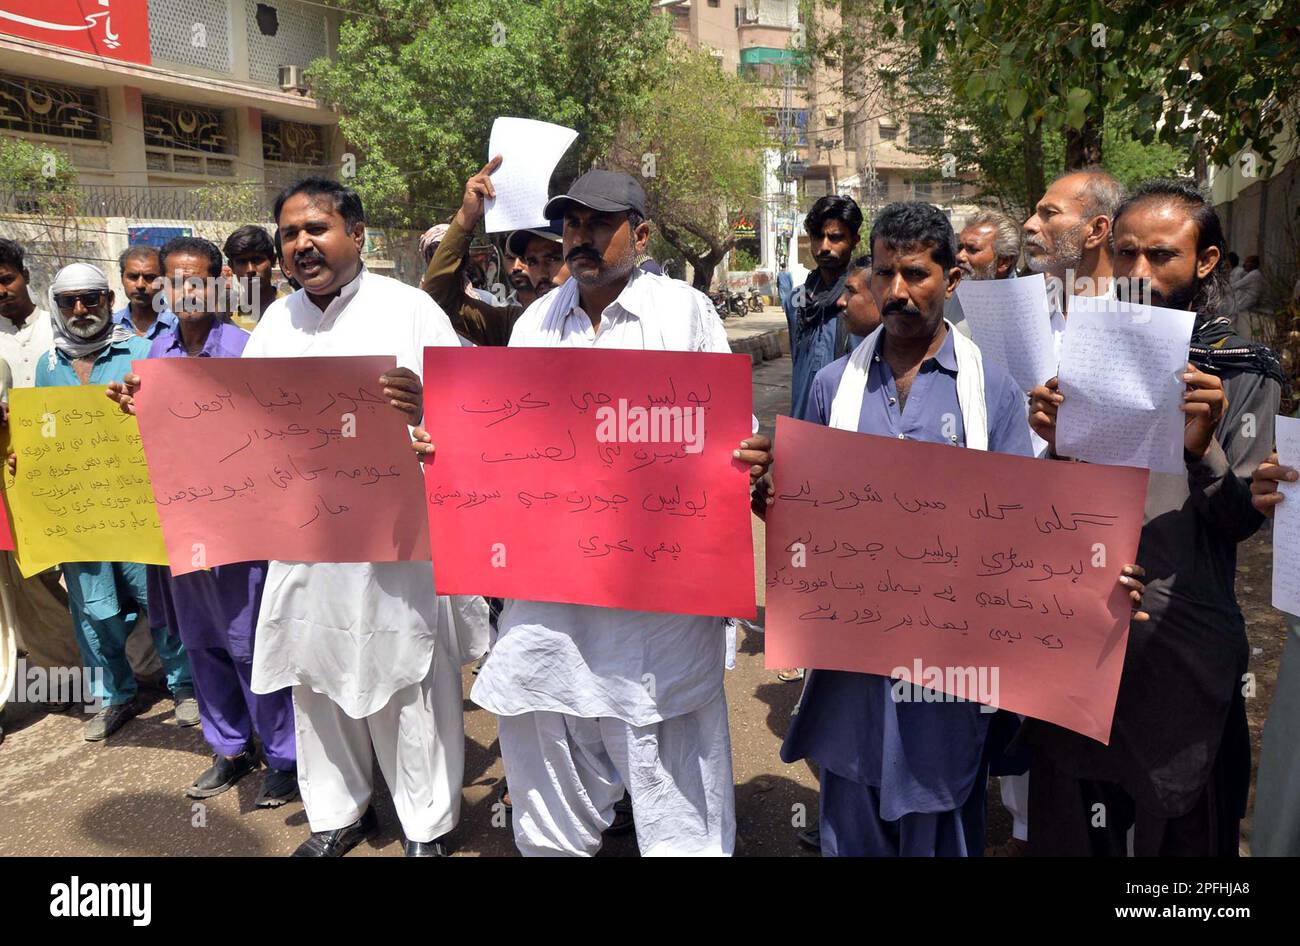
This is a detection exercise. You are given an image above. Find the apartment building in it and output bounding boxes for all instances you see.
[658,0,975,273]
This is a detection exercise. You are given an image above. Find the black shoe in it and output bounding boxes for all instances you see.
[605,790,635,835]
[186,748,259,799]
[404,838,449,857]
[796,826,821,851]
[255,766,300,808]
[291,807,377,857]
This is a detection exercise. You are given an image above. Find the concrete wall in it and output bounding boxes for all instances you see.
[1213,153,1300,308]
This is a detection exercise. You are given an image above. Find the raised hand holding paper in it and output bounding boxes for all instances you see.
[483,117,578,233]
[955,272,1057,395]
[1055,295,1194,475]
[1272,414,1300,617]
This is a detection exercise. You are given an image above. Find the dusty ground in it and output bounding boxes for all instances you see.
[0,339,1284,856]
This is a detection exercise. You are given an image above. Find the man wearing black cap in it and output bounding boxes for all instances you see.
[420,157,569,346]
[414,167,771,856]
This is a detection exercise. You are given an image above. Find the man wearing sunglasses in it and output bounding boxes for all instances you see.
[28,263,197,742]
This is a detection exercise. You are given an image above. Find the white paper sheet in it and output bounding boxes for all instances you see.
[1054,295,1194,475]
[483,117,578,234]
[955,272,1056,395]
[1271,415,1300,617]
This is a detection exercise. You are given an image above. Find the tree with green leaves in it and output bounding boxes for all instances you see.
[0,137,78,212]
[307,0,672,227]
[802,0,1280,213]
[882,0,1300,173]
[608,43,768,291]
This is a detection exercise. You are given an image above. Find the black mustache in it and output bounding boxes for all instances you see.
[882,302,923,317]
[567,248,599,264]
[295,252,326,265]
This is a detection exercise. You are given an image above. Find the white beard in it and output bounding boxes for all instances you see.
[67,314,110,339]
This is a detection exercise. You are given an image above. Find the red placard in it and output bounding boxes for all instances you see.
[0,1,152,65]
[133,356,429,575]
[0,490,15,552]
[765,416,1150,744]
[422,347,756,618]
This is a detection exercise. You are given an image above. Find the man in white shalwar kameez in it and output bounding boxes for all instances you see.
[244,178,464,857]
[414,170,772,856]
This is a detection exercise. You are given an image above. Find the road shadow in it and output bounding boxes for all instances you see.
[735,772,820,857]
[78,790,268,856]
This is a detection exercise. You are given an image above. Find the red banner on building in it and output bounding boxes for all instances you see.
[0,1,152,65]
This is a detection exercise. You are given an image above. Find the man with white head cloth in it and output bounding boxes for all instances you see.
[30,263,197,741]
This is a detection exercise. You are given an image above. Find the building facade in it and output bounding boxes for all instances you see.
[1,0,342,292]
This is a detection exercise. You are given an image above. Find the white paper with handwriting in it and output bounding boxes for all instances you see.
[1271,415,1300,617]
[1055,295,1194,475]
[955,272,1056,396]
[483,117,578,233]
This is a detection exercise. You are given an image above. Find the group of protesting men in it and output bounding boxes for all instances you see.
[0,146,1297,859]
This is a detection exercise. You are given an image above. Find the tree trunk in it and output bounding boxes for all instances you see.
[1022,123,1046,215]
[656,220,730,292]
[1064,116,1103,170]
[686,247,726,292]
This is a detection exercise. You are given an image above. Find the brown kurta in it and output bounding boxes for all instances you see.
[419,216,526,347]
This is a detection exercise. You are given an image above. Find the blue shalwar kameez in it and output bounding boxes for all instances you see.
[779,328,1033,856]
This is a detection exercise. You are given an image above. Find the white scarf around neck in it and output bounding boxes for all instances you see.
[828,319,989,451]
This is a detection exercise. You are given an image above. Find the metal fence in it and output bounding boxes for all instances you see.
[1,184,236,220]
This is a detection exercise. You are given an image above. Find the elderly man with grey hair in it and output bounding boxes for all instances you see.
[947,209,1023,337]
[1022,165,1124,318]
[958,210,1022,280]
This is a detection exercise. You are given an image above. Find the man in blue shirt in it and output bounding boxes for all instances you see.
[113,246,177,340]
[35,262,195,742]
[789,195,862,422]
[751,202,1145,856]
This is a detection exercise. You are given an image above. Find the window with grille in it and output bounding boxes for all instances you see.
[262,117,326,165]
[907,113,943,149]
[142,97,233,154]
[0,74,103,140]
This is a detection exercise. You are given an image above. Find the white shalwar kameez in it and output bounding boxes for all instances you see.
[471,269,737,857]
[244,267,464,842]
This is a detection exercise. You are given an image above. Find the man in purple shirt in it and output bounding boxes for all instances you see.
[114,236,297,806]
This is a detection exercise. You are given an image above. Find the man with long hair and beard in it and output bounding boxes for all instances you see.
[1025,180,1282,856]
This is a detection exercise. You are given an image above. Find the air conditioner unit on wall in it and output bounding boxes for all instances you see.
[278,65,307,94]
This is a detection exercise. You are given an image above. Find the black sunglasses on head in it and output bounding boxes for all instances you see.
[53,290,107,310]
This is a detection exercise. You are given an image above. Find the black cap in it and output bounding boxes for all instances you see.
[506,220,562,257]
[544,169,646,220]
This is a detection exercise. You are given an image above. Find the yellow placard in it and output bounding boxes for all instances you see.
[3,386,168,577]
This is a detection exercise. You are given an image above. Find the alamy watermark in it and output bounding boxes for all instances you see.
[594,400,705,454]
[889,658,999,712]
[6,659,104,711]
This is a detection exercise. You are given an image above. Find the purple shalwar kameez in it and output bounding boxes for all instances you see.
[144,320,295,768]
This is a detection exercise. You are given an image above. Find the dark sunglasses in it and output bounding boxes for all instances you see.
[53,290,107,310]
